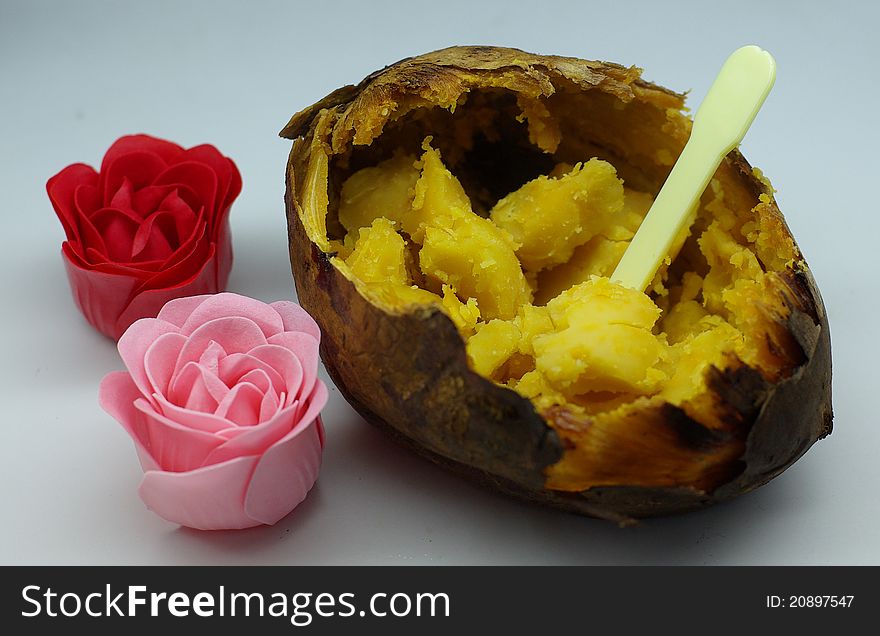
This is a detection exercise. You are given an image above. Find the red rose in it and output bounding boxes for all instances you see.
[47,134,242,340]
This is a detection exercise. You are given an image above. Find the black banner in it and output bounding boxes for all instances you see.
[1,567,873,633]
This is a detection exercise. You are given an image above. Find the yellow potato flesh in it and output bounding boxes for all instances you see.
[334,139,772,416]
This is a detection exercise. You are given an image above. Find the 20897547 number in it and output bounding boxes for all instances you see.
[766,595,854,608]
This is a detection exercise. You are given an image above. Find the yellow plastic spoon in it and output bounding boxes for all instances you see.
[611,45,776,292]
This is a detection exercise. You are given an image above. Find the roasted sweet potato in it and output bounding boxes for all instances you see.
[280,46,832,523]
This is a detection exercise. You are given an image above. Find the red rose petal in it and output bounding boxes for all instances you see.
[163,183,204,218]
[154,162,218,221]
[102,151,168,204]
[223,159,243,213]
[77,211,113,261]
[183,146,242,226]
[52,135,239,341]
[131,211,176,262]
[63,241,91,268]
[62,248,139,339]
[108,177,135,211]
[99,134,184,180]
[91,207,144,262]
[132,183,175,218]
[214,216,233,289]
[84,249,164,274]
[151,210,207,273]
[47,163,99,245]
[157,189,198,245]
[82,246,108,264]
[114,246,221,338]
[136,222,210,292]
[74,183,102,220]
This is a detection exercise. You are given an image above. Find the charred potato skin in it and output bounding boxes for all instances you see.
[282,46,832,522]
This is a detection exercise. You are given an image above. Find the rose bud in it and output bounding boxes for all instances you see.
[99,293,327,530]
[47,134,241,340]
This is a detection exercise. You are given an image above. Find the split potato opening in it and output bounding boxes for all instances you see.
[282,47,830,519]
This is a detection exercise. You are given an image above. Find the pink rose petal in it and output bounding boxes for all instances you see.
[152,392,233,434]
[213,381,264,426]
[259,389,280,422]
[270,301,321,340]
[138,456,260,530]
[293,382,329,439]
[171,363,221,413]
[218,348,289,397]
[203,400,299,466]
[172,316,268,378]
[181,293,285,338]
[214,426,251,440]
[235,368,273,395]
[244,412,324,526]
[101,291,327,531]
[197,340,225,374]
[267,331,319,401]
[170,360,229,409]
[118,318,182,399]
[99,371,160,472]
[155,294,212,328]
[135,399,224,472]
[143,332,188,402]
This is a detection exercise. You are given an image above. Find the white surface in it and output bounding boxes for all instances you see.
[1,0,877,565]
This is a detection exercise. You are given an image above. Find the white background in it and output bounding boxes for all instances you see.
[1,0,877,565]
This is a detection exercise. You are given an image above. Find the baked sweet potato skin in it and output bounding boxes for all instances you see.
[282,46,832,522]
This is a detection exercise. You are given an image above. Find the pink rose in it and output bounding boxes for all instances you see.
[48,134,241,340]
[99,293,327,530]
